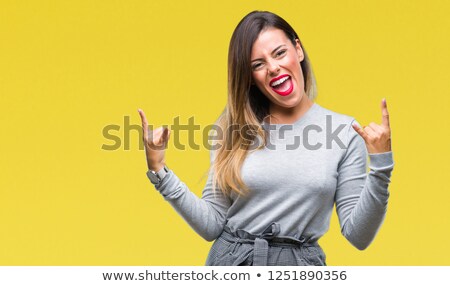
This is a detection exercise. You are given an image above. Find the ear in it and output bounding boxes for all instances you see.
[295,39,305,62]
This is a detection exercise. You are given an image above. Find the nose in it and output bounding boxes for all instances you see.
[267,59,280,75]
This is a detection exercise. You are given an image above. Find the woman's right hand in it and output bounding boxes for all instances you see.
[138,108,171,171]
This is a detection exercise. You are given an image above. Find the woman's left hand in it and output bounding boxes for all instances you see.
[352,98,392,154]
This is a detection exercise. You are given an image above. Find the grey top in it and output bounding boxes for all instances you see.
[149,103,394,250]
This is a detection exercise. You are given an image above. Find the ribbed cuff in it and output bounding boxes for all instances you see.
[147,169,181,198]
[368,151,394,171]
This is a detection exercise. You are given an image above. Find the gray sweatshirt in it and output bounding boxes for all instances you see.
[150,103,394,250]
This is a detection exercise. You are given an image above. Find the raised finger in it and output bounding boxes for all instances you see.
[381,98,390,128]
[352,123,369,142]
[137,108,149,139]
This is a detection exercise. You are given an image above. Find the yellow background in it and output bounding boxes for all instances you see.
[1,0,449,265]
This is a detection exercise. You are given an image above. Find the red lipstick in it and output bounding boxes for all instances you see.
[269,74,293,96]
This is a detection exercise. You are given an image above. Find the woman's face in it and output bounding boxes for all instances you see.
[250,28,306,111]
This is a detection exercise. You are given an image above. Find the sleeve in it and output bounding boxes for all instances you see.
[335,119,394,250]
[148,148,231,241]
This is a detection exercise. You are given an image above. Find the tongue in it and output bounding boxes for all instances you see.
[273,78,291,92]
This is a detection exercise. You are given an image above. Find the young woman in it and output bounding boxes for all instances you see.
[138,11,394,266]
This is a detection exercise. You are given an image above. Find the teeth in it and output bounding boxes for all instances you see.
[271,76,289,87]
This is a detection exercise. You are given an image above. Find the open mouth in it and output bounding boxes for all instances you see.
[270,75,293,96]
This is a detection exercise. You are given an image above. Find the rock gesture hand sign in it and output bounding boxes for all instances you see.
[352,98,392,154]
[138,109,171,171]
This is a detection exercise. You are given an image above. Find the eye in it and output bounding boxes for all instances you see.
[276,50,286,57]
[252,63,263,70]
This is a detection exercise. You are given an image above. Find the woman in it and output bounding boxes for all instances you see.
[138,11,394,266]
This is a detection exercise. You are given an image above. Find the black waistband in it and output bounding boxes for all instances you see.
[222,223,317,248]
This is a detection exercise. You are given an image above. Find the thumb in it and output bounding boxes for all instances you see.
[162,127,170,142]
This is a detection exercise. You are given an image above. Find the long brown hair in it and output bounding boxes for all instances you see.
[210,11,317,197]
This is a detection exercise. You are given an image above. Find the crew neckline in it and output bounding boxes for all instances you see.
[261,102,319,128]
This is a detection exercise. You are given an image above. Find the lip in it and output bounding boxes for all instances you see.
[269,74,290,85]
[269,74,293,96]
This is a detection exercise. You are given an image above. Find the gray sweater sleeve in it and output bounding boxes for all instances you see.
[151,149,231,241]
[335,119,394,250]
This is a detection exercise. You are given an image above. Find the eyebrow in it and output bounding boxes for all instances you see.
[251,44,287,63]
